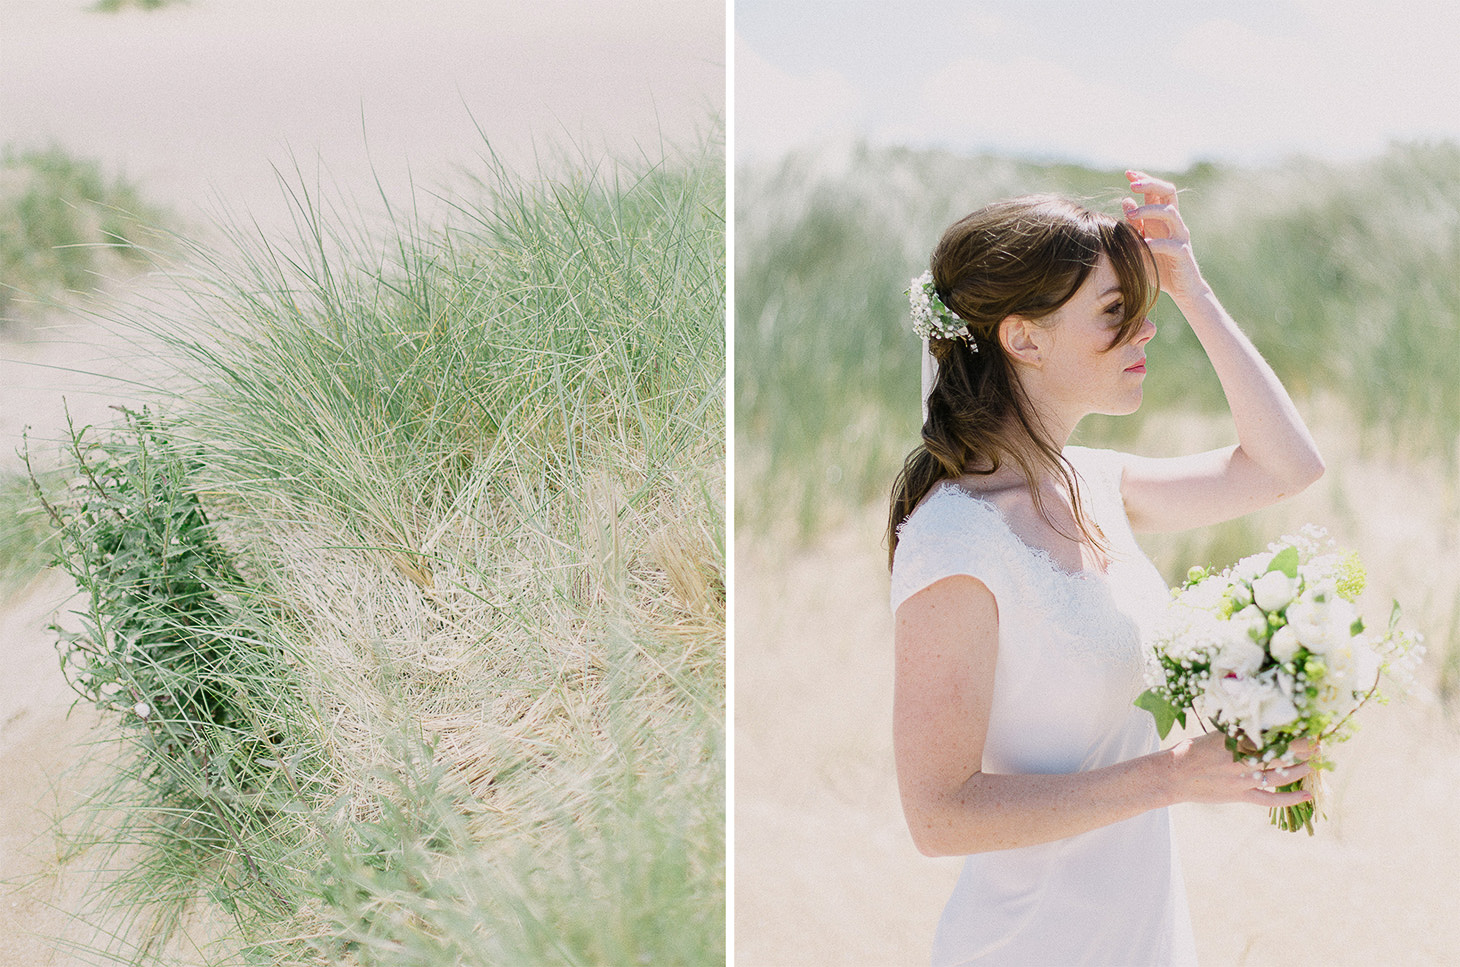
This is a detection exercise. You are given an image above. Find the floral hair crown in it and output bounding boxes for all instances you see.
[907,270,976,350]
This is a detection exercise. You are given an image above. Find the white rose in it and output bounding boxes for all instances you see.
[1232,605,1270,643]
[1198,675,1255,743]
[1204,672,1302,742]
[1287,597,1330,653]
[1212,625,1265,677]
[1252,570,1298,613]
[1229,581,1254,609]
[1269,624,1302,663]
[1327,636,1381,691]
[1255,685,1301,734]
[1234,553,1273,584]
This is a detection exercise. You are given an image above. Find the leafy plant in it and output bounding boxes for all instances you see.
[28,408,320,955]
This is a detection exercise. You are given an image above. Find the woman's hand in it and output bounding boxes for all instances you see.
[1122,170,1206,304]
[1164,731,1316,808]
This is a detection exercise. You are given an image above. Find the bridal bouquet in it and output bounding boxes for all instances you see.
[1135,528,1423,833]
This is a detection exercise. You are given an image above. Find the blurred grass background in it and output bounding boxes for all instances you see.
[0,145,168,322]
[735,140,1460,699]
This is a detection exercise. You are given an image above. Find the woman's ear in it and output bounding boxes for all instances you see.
[999,315,1044,367]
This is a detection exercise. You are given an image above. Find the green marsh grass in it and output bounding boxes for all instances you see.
[38,131,725,964]
[736,141,1460,696]
[0,146,167,320]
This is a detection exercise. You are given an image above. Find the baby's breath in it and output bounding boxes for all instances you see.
[906,270,973,345]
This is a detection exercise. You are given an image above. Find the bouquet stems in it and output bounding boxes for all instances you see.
[1271,780,1316,835]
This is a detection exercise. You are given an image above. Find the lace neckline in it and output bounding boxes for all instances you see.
[928,482,1112,587]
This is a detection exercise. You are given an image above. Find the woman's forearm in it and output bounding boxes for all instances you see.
[1172,282,1324,492]
[904,730,1312,858]
[906,749,1175,857]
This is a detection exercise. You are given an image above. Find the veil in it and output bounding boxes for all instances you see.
[919,337,937,425]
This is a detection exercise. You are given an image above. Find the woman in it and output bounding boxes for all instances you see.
[887,172,1324,966]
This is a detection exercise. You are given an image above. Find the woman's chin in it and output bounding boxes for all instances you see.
[1101,393,1143,417]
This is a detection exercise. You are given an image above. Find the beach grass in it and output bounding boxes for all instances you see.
[0,146,168,321]
[34,128,725,964]
[0,470,56,599]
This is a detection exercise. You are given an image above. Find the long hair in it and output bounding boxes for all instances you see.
[887,195,1157,569]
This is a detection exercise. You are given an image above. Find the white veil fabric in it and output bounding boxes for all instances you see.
[920,337,938,425]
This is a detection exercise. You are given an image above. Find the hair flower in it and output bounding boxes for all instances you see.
[906,270,975,349]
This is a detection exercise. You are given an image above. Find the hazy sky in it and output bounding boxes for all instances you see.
[736,0,1460,169]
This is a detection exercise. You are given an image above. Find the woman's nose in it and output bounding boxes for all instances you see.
[1137,315,1156,344]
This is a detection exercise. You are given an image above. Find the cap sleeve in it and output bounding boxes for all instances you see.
[890,487,1017,613]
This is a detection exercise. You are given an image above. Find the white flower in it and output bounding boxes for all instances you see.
[1286,596,1331,653]
[1198,672,1299,743]
[1258,685,1302,734]
[1212,623,1265,677]
[133,701,151,720]
[1326,636,1382,692]
[1233,552,1274,584]
[1252,570,1298,613]
[1232,604,1270,643]
[1269,624,1302,663]
[1229,581,1254,608]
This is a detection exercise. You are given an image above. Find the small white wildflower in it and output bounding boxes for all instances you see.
[906,270,972,345]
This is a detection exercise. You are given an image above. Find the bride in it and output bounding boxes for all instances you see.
[887,172,1323,966]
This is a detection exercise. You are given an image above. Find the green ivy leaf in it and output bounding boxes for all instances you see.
[1267,545,1299,578]
[1134,689,1185,739]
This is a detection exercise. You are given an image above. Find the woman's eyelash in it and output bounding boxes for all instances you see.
[1105,302,1124,316]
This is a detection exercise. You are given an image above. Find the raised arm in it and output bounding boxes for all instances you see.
[893,575,1312,857]
[1115,171,1324,534]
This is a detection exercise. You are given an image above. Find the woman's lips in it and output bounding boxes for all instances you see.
[1125,358,1147,374]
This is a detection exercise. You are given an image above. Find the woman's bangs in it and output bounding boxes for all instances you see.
[1102,219,1159,346]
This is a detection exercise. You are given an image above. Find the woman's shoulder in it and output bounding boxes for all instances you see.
[900,479,1011,537]
[891,483,1023,613]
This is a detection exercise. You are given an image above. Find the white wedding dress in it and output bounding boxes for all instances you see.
[890,447,1199,967]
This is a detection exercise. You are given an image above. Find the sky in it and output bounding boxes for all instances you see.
[735,0,1460,170]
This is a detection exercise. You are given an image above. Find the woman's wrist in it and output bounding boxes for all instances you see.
[1163,262,1213,310]
[1140,743,1184,809]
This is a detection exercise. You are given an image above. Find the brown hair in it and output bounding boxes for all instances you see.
[887,195,1157,568]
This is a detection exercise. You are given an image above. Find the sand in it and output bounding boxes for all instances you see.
[0,1,722,959]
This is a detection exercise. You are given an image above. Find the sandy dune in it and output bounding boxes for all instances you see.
[0,1,721,959]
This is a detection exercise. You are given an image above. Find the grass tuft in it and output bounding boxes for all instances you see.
[35,128,725,963]
[0,146,169,320]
